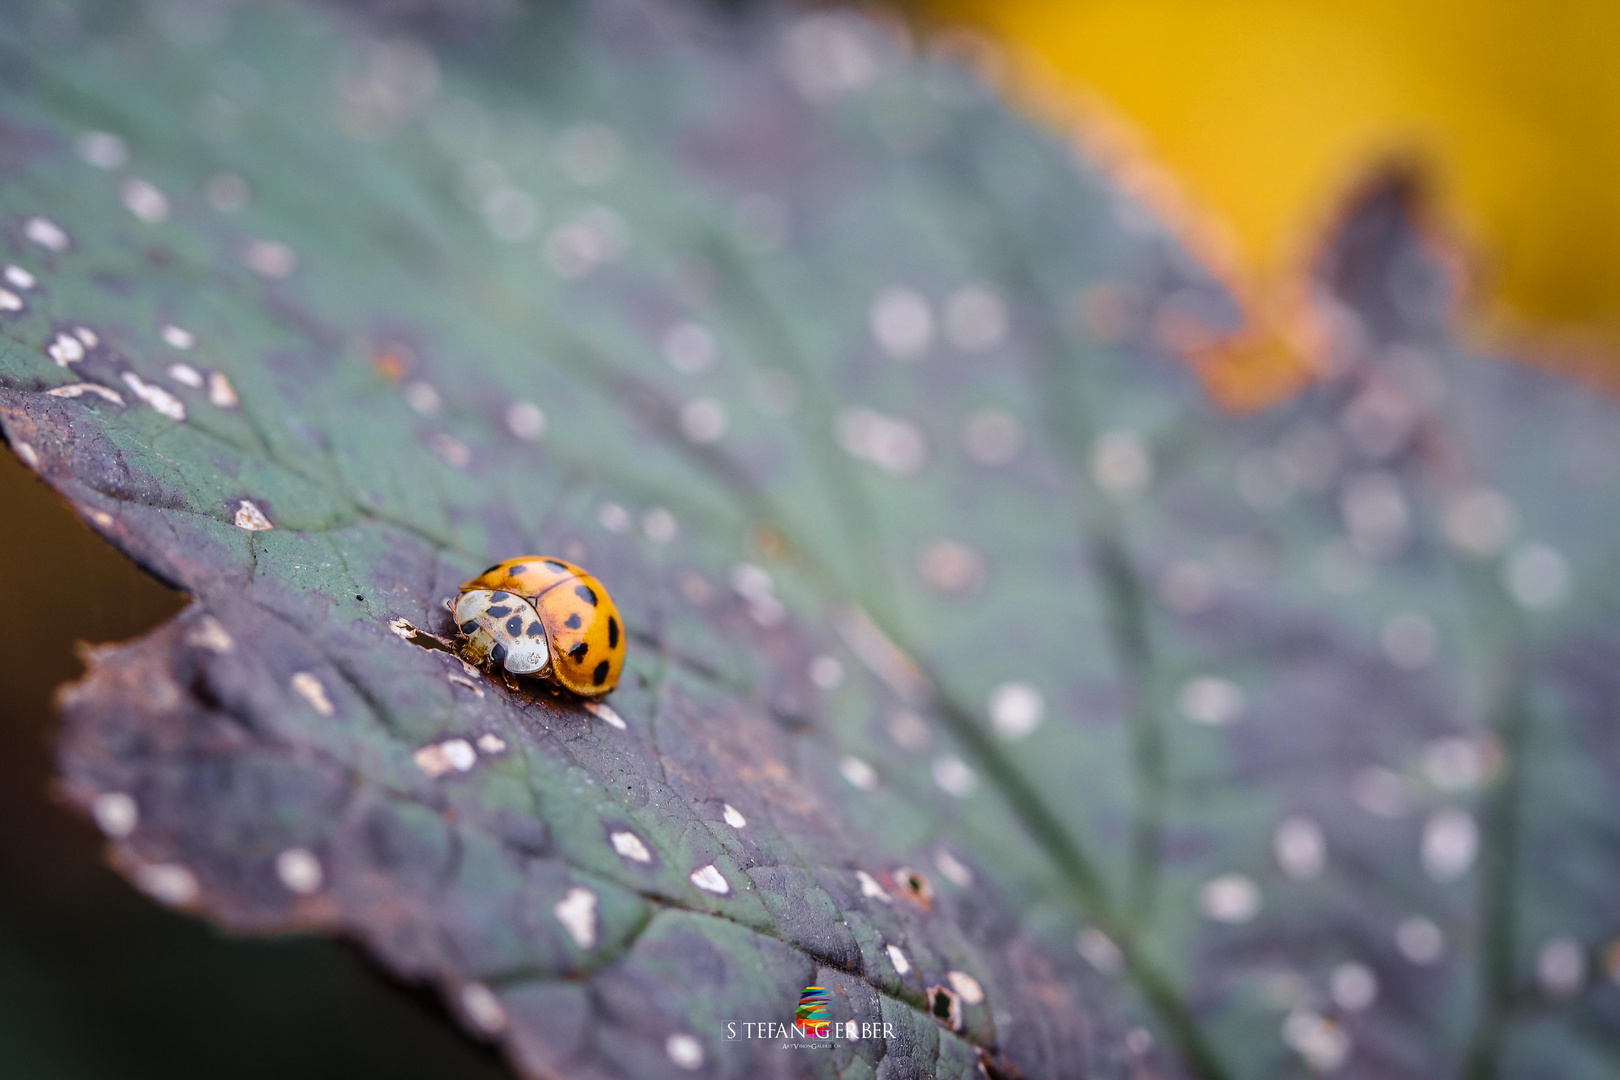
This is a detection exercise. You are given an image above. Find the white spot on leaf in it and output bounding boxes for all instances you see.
[414,738,476,777]
[1396,916,1444,964]
[553,886,598,949]
[838,407,926,475]
[678,397,727,443]
[4,265,36,289]
[722,804,746,829]
[47,333,84,366]
[120,178,169,223]
[1330,962,1377,1011]
[1078,926,1123,974]
[1273,817,1326,881]
[584,701,627,729]
[689,864,729,894]
[475,733,507,755]
[459,983,508,1034]
[133,862,198,906]
[1200,873,1261,923]
[932,755,976,797]
[25,217,69,251]
[1421,808,1479,881]
[988,681,1043,739]
[77,130,128,168]
[0,288,21,311]
[242,238,296,278]
[870,286,934,359]
[121,372,186,420]
[948,971,984,1005]
[187,616,234,653]
[275,848,323,894]
[290,672,334,716]
[611,830,652,863]
[839,755,877,791]
[167,363,203,387]
[665,1033,704,1071]
[933,848,972,887]
[91,792,138,837]
[233,500,273,531]
[207,371,238,408]
[1178,676,1245,725]
[886,943,910,974]
[505,400,545,440]
[13,441,38,469]
[857,869,891,902]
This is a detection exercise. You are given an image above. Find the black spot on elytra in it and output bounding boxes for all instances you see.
[607,616,619,649]
[545,559,569,572]
[574,584,597,606]
[486,605,512,618]
[592,659,610,686]
[505,615,524,636]
[568,641,588,661]
[490,642,508,666]
[459,619,479,634]
[481,564,501,576]
[506,563,527,577]
[564,612,582,630]
[527,622,543,637]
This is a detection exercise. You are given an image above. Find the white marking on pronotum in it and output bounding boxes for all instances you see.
[839,755,877,791]
[133,862,198,905]
[121,372,186,420]
[161,324,195,349]
[553,886,598,949]
[948,971,985,1005]
[856,869,891,902]
[413,738,476,777]
[584,701,626,729]
[233,500,273,531]
[167,363,203,387]
[475,733,506,754]
[13,441,38,469]
[121,178,169,223]
[47,332,84,365]
[187,616,235,653]
[665,1033,703,1070]
[459,983,508,1035]
[275,847,323,894]
[611,830,652,863]
[689,864,730,895]
[91,792,138,837]
[933,848,972,887]
[722,804,746,829]
[290,672,334,716]
[25,217,69,251]
[47,383,124,405]
[886,944,911,974]
[207,372,239,408]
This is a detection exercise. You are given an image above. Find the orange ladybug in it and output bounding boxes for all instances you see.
[458,557,625,697]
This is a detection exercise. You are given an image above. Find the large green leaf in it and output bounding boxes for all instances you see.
[2,3,1616,1079]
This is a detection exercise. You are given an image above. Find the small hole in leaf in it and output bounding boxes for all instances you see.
[928,986,963,1031]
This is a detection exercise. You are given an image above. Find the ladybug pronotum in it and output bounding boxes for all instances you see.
[455,556,625,697]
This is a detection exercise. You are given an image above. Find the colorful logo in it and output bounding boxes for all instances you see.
[794,986,831,1037]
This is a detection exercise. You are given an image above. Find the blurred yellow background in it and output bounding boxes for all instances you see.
[925,0,1620,388]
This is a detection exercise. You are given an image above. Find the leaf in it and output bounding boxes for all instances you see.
[2,4,1617,1080]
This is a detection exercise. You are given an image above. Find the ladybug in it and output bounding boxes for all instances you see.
[452,589,550,676]
[457,556,625,697]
